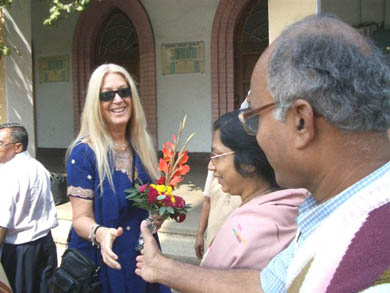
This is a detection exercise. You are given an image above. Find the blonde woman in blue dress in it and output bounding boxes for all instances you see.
[66,64,171,293]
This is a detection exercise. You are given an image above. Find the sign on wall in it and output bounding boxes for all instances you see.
[39,55,69,83]
[161,41,204,75]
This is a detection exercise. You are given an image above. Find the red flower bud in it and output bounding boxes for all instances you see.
[139,184,148,193]
[157,177,166,185]
[174,213,186,223]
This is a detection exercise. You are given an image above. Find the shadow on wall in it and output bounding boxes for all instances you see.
[4,7,35,154]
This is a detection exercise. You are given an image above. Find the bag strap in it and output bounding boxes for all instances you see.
[63,248,98,268]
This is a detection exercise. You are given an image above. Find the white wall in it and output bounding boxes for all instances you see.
[4,0,35,155]
[141,0,219,152]
[32,1,78,149]
[268,0,317,42]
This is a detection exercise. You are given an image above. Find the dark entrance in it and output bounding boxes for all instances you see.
[234,0,269,109]
[95,9,140,81]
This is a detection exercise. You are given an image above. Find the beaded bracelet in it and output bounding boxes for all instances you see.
[93,225,102,247]
[88,224,102,247]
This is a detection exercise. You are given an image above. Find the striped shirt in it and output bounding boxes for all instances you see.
[260,162,390,292]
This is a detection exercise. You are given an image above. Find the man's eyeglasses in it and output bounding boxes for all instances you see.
[99,87,132,102]
[210,151,235,162]
[238,102,279,135]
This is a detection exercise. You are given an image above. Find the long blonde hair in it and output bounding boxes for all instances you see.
[67,64,159,189]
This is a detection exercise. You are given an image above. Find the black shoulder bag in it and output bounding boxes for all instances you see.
[50,248,101,292]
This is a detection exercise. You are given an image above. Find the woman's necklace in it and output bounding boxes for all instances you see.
[241,186,273,206]
[113,141,129,151]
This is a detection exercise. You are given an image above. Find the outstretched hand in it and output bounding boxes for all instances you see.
[97,226,124,270]
[135,220,162,282]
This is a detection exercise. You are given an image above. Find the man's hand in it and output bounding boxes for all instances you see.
[194,233,205,259]
[135,220,163,282]
[150,213,165,232]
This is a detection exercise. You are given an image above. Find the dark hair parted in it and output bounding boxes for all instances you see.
[268,14,390,131]
[0,123,28,151]
[213,110,278,188]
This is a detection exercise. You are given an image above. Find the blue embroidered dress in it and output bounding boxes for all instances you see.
[66,142,171,293]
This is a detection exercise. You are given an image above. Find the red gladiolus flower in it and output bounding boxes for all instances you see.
[175,164,190,176]
[159,159,169,176]
[168,176,183,187]
[162,141,174,162]
[177,150,189,165]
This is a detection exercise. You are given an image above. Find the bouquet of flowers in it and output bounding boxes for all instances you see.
[125,116,194,249]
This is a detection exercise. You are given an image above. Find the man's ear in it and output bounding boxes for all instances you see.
[14,143,24,154]
[290,99,315,149]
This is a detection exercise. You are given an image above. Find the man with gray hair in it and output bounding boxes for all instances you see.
[0,123,58,293]
[135,15,390,292]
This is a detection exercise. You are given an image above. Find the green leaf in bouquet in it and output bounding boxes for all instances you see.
[167,206,174,214]
[135,178,144,186]
[124,188,138,193]
[159,206,167,216]
[157,195,166,200]
[127,193,139,199]
[126,191,140,197]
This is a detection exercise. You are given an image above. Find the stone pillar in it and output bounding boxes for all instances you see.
[3,1,35,156]
[268,0,318,42]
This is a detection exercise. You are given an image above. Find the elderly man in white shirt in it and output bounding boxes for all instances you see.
[0,123,58,293]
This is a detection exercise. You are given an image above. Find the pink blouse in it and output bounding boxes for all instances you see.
[201,188,308,270]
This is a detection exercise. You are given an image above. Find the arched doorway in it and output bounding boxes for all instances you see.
[234,0,268,109]
[95,9,140,81]
[72,0,157,141]
[210,0,268,121]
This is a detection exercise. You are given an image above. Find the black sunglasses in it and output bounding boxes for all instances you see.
[99,87,132,102]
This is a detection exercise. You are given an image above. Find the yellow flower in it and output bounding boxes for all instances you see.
[166,186,173,195]
[151,184,172,196]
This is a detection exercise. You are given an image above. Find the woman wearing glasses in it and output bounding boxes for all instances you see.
[65,64,170,293]
[201,110,307,270]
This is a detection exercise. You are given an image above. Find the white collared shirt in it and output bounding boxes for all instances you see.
[0,152,58,244]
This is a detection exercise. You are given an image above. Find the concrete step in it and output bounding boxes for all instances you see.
[158,231,200,265]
